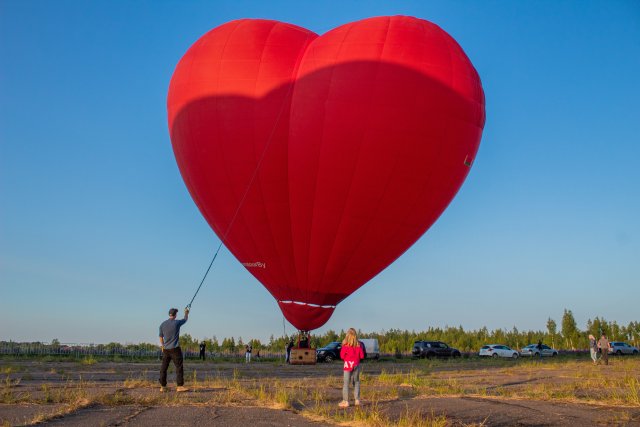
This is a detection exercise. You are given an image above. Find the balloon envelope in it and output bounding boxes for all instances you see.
[168,16,485,331]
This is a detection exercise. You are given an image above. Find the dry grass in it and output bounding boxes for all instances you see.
[2,357,638,426]
[80,356,98,365]
[1,367,16,375]
[123,369,155,388]
[309,400,443,427]
[28,398,93,425]
[480,359,640,406]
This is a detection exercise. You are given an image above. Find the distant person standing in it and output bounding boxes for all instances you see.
[159,307,189,392]
[339,328,365,408]
[299,333,309,348]
[286,339,294,364]
[536,340,543,359]
[245,344,252,363]
[598,333,610,365]
[588,334,598,364]
[199,341,206,361]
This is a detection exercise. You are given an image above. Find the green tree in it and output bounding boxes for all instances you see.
[323,330,340,344]
[546,318,557,348]
[610,321,623,341]
[221,337,235,353]
[594,317,612,338]
[561,309,580,349]
[180,333,197,351]
[209,336,220,352]
[627,321,640,347]
[588,317,604,337]
[249,338,262,350]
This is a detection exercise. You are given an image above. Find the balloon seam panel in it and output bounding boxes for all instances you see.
[318,16,393,298]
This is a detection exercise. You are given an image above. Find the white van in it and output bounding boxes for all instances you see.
[359,338,380,359]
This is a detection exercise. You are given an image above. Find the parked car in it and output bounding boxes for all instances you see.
[412,341,461,359]
[316,339,379,362]
[608,342,639,355]
[316,342,341,362]
[520,344,558,357]
[479,344,519,359]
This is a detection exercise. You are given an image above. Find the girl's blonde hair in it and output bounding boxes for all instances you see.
[342,328,358,347]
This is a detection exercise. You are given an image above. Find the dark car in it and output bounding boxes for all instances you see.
[316,342,342,362]
[412,341,461,359]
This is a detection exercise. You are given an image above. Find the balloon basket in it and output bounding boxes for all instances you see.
[290,348,317,365]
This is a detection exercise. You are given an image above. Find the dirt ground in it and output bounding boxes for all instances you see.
[1,356,639,426]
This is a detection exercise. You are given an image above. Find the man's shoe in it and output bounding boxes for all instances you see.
[160,386,167,392]
[338,400,349,408]
[354,399,361,406]
[176,386,189,392]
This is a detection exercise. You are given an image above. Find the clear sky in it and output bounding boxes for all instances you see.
[1,1,639,345]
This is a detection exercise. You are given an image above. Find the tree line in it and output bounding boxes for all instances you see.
[176,309,639,354]
[21,309,636,356]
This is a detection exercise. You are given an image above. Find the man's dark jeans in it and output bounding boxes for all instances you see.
[160,347,184,386]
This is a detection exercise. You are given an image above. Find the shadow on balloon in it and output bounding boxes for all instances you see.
[169,60,484,331]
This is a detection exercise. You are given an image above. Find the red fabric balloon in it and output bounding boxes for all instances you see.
[168,17,485,331]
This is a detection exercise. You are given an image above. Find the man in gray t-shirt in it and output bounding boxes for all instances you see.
[159,307,189,391]
[598,333,610,366]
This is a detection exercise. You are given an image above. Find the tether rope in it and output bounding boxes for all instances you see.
[186,241,223,310]
[185,105,284,310]
[184,118,279,310]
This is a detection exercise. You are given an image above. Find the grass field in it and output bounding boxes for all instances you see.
[1,354,639,426]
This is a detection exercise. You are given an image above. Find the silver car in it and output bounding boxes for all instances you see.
[520,344,558,357]
[479,344,519,359]
[608,342,639,355]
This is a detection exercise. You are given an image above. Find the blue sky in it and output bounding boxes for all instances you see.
[1,1,639,345]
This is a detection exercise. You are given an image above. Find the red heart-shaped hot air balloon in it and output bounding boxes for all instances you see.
[168,16,485,331]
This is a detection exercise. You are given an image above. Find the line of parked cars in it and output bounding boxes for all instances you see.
[480,342,639,358]
[410,341,557,360]
[315,339,639,362]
